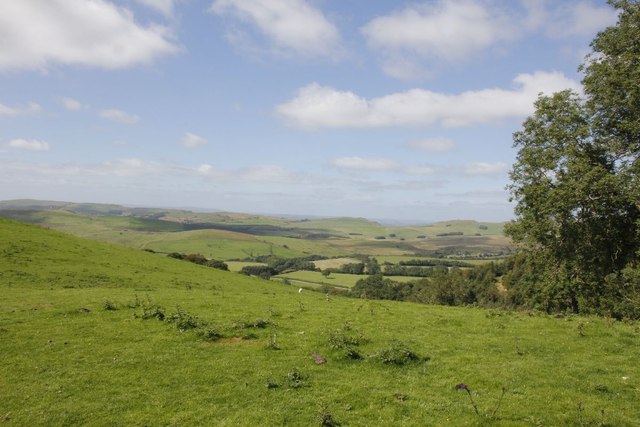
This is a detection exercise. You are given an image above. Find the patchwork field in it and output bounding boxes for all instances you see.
[0,200,513,263]
[1,218,639,425]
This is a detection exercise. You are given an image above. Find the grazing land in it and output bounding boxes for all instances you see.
[1,218,639,425]
[0,200,512,263]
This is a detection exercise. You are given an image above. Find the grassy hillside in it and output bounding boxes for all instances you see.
[1,218,639,425]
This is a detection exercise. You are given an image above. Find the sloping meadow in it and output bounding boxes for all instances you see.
[0,218,638,425]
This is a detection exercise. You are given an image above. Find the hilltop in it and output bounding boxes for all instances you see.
[0,218,638,425]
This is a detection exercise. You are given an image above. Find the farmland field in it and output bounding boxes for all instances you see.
[1,218,639,425]
[0,200,513,264]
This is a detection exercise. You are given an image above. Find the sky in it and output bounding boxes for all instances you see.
[0,0,618,223]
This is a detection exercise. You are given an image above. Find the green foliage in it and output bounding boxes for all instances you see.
[374,340,421,366]
[286,368,307,389]
[134,297,166,321]
[102,299,117,311]
[351,274,403,300]
[506,1,640,318]
[166,306,204,331]
[197,327,223,342]
[327,323,365,360]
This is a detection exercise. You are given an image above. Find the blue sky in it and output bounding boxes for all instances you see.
[0,0,617,222]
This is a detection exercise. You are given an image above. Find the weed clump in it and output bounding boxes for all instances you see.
[233,318,273,329]
[267,334,280,350]
[134,297,165,321]
[455,383,507,419]
[316,402,339,426]
[286,368,306,389]
[102,300,117,311]
[197,327,223,342]
[327,322,365,360]
[166,306,203,331]
[374,340,421,365]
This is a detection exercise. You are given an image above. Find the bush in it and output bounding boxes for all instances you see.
[327,323,365,360]
[374,340,421,365]
[198,327,223,342]
[102,299,117,311]
[166,306,203,330]
[206,259,229,271]
[135,298,165,321]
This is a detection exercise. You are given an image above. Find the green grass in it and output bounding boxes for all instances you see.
[275,271,426,288]
[1,218,639,425]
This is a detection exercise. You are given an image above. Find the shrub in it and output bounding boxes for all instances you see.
[166,306,203,331]
[198,327,223,342]
[374,340,421,365]
[327,323,365,360]
[286,368,306,389]
[232,318,273,329]
[102,299,117,311]
[206,259,229,271]
[135,299,165,321]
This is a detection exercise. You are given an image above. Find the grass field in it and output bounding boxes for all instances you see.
[275,271,427,288]
[1,218,639,425]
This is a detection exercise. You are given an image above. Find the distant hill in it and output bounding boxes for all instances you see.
[0,199,512,259]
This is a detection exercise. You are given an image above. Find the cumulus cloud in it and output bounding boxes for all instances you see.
[332,157,399,172]
[179,132,208,148]
[361,0,514,78]
[210,0,342,58]
[362,1,513,61]
[62,97,88,111]
[465,161,509,176]
[0,0,178,70]
[408,138,456,152]
[0,102,42,116]
[277,71,580,129]
[5,139,50,151]
[99,108,140,125]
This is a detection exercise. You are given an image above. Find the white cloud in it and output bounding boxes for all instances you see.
[179,132,208,148]
[62,97,88,111]
[6,139,50,151]
[135,0,178,17]
[210,0,341,58]
[0,102,42,116]
[465,161,509,176]
[0,0,178,70]
[277,71,580,129]
[361,0,514,78]
[363,1,513,61]
[332,157,399,171]
[408,138,456,152]
[544,2,618,38]
[99,109,140,125]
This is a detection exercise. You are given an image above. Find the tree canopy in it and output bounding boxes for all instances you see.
[505,0,640,318]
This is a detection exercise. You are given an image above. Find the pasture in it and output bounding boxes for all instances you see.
[1,218,639,425]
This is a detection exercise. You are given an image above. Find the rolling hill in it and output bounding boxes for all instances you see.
[1,218,638,425]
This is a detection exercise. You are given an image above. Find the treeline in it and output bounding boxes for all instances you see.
[398,259,474,268]
[240,255,322,279]
[348,254,640,319]
[350,262,505,307]
[167,253,228,271]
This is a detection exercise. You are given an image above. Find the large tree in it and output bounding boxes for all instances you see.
[505,0,640,317]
